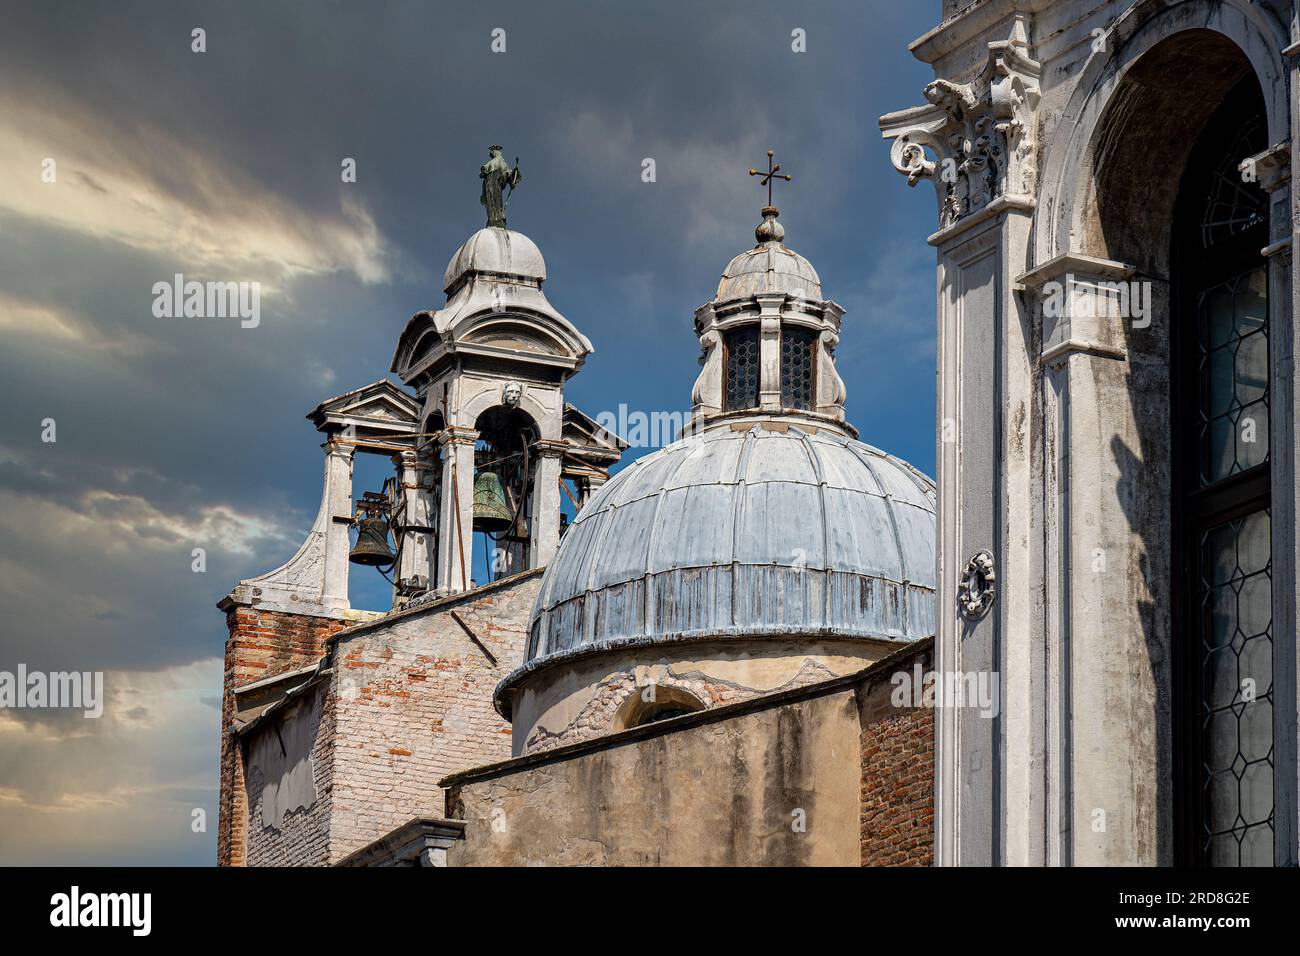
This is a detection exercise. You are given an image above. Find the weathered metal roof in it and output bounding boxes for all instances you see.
[716,240,822,302]
[519,423,936,673]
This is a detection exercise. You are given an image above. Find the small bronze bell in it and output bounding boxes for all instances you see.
[349,513,395,566]
[472,470,514,533]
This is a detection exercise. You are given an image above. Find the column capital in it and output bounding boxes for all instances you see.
[532,439,568,459]
[880,13,1040,235]
[1241,142,1290,194]
[439,426,480,448]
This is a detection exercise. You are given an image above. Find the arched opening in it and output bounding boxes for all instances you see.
[1080,29,1275,866]
[471,403,538,585]
[612,685,706,731]
[1170,75,1272,867]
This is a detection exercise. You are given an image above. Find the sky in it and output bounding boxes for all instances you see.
[0,0,939,865]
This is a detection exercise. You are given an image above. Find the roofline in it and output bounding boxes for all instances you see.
[324,566,546,647]
[492,627,923,719]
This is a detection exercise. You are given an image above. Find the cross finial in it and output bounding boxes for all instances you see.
[748,149,792,208]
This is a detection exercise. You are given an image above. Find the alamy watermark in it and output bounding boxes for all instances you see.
[890,661,1000,719]
[152,273,260,328]
[1041,273,1152,330]
[593,403,691,451]
[0,665,103,718]
[50,886,150,936]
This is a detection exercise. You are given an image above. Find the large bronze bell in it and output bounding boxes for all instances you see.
[472,470,514,533]
[349,513,395,566]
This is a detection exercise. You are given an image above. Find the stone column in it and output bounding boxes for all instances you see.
[579,474,607,511]
[882,14,1044,866]
[1252,139,1297,861]
[1019,253,1166,866]
[756,293,784,410]
[530,442,566,567]
[435,428,478,594]
[321,439,356,610]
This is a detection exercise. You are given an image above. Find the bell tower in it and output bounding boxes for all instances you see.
[390,151,605,595]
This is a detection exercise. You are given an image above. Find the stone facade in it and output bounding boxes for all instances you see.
[881,0,1298,865]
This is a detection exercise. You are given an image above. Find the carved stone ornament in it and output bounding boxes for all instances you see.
[880,14,1040,231]
[502,381,523,408]
[958,549,996,620]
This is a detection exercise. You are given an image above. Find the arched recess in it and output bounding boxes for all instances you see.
[1036,7,1291,866]
[612,685,707,731]
[1035,0,1289,267]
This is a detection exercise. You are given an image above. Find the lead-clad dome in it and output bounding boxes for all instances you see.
[512,424,935,681]
[714,207,822,301]
[443,226,546,294]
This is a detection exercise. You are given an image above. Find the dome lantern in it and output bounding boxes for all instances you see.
[689,149,848,435]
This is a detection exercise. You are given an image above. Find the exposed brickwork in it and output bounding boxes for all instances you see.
[858,646,934,866]
[325,575,538,862]
[230,572,541,866]
[217,605,349,867]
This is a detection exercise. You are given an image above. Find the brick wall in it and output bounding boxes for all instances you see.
[858,644,935,866]
[325,572,539,862]
[217,605,349,867]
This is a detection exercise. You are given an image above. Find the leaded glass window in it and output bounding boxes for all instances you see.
[723,326,760,411]
[1173,77,1272,866]
[1197,510,1274,865]
[1197,268,1268,485]
[780,327,816,410]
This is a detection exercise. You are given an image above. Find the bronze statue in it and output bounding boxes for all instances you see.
[480,145,521,228]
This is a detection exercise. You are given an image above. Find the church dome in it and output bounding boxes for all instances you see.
[500,423,935,705]
[715,208,822,301]
[443,226,546,294]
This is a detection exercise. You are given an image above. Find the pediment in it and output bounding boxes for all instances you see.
[307,379,420,433]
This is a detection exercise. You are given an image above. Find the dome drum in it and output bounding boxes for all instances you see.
[494,424,937,731]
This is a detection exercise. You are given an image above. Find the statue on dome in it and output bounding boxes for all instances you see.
[480,145,521,228]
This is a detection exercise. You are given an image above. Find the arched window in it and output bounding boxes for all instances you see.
[613,685,706,731]
[1172,77,1272,866]
[723,326,760,411]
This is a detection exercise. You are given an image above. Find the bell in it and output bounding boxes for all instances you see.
[349,513,395,566]
[472,470,514,533]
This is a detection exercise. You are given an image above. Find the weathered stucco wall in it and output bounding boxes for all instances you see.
[445,638,934,866]
[509,635,895,755]
[448,688,864,866]
[219,604,351,867]
[245,684,335,867]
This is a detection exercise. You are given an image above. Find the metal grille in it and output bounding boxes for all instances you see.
[723,326,760,411]
[780,327,816,410]
[1200,115,1266,249]
[1197,509,1274,865]
[1198,267,1269,486]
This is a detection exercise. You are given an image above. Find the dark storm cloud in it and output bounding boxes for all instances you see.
[0,0,939,863]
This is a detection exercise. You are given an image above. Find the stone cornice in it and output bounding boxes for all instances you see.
[909,0,1054,65]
